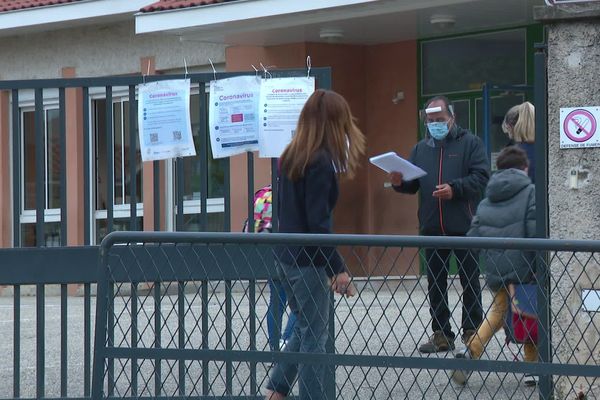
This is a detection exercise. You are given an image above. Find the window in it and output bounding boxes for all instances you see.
[93,94,144,242]
[421,29,527,96]
[171,90,226,232]
[475,92,526,170]
[92,86,227,242]
[418,26,540,167]
[20,107,62,247]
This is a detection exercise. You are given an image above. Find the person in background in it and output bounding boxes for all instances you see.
[502,101,535,183]
[452,145,538,387]
[243,184,297,352]
[390,96,489,354]
[265,89,365,400]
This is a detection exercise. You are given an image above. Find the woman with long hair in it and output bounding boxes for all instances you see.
[502,101,535,182]
[265,89,366,400]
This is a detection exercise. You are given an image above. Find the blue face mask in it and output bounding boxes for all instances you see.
[427,121,450,140]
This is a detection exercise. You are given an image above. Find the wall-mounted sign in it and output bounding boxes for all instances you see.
[560,106,600,148]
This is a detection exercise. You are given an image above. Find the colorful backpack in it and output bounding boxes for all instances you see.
[242,184,273,233]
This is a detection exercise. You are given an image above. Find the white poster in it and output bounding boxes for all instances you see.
[258,77,315,158]
[560,106,600,149]
[138,79,196,162]
[209,76,261,159]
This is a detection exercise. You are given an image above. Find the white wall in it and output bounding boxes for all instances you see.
[0,20,226,79]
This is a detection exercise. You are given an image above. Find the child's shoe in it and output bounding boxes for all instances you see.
[524,374,538,387]
[451,348,472,385]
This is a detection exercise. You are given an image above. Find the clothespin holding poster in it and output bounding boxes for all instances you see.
[259,62,272,79]
[306,55,312,78]
[209,58,217,81]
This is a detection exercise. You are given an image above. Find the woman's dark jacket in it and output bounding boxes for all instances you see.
[277,149,345,277]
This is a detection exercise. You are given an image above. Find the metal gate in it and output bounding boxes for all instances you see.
[93,232,600,399]
[0,67,331,248]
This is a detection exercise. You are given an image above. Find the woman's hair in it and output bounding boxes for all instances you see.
[280,89,366,181]
[496,145,529,171]
[502,101,535,143]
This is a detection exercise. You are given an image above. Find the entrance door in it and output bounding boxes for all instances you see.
[478,84,531,170]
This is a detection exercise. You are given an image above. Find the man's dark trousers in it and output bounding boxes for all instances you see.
[425,247,483,338]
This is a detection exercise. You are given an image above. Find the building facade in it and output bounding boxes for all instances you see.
[0,0,546,275]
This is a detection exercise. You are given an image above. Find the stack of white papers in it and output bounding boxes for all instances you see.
[369,151,427,181]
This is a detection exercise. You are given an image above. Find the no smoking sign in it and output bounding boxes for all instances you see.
[560,106,600,148]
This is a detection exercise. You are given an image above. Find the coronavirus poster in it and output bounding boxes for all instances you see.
[258,77,315,158]
[138,79,196,161]
[209,76,261,159]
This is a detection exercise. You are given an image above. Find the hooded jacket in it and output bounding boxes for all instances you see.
[394,126,490,236]
[467,168,536,291]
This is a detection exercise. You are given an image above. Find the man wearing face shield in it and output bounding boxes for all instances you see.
[390,96,490,353]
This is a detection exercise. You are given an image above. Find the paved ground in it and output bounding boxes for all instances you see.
[0,278,542,399]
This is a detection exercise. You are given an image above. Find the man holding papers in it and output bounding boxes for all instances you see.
[391,96,490,353]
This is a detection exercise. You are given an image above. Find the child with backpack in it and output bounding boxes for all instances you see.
[451,146,538,386]
[244,184,296,351]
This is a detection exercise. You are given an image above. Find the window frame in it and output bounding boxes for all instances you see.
[419,27,528,97]
[19,100,61,224]
[165,84,225,231]
[90,87,145,243]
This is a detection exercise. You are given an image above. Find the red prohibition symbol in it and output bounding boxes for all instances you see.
[563,109,597,143]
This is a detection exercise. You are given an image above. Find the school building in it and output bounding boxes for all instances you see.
[1,0,597,275]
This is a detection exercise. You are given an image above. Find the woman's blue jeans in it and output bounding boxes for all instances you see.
[266,263,331,399]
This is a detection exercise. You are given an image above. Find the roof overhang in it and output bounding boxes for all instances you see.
[136,0,472,36]
[135,0,542,45]
[0,0,152,37]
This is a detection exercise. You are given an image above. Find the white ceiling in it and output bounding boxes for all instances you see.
[163,0,546,46]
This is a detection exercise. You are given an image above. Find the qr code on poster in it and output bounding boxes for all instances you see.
[150,133,158,143]
[172,130,182,141]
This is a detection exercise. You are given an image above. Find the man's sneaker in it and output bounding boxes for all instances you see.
[524,374,538,387]
[418,331,455,353]
[451,348,472,385]
[462,329,476,345]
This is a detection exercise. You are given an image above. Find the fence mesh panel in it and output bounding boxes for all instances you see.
[92,233,600,399]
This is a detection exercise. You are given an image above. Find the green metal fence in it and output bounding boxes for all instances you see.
[92,232,600,400]
[0,67,331,248]
[0,246,97,399]
[0,67,331,400]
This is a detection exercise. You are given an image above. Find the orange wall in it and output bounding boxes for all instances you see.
[365,42,419,235]
[0,91,10,247]
[226,43,372,234]
[141,56,167,231]
[305,43,369,235]
[63,67,85,246]
[225,41,420,274]
[364,41,420,275]
[226,44,308,232]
